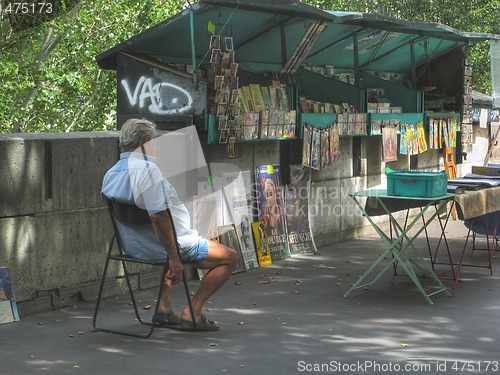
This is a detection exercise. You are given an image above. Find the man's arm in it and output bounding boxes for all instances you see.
[150,210,183,283]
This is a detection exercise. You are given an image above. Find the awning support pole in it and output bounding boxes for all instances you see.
[190,8,198,89]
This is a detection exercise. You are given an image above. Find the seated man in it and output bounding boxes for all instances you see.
[101,118,239,331]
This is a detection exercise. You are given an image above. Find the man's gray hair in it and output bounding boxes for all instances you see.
[119,118,157,151]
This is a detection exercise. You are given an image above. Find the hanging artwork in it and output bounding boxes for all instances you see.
[329,124,341,164]
[320,129,330,169]
[310,127,321,170]
[382,125,398,162]
[449,117,457,147]
[302,124,312,167]
[417,121,428,153]
[400,123,409,155]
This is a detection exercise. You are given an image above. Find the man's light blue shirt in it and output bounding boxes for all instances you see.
[102,152,199,260]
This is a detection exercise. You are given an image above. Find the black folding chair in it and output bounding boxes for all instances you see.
[93,198,196,338]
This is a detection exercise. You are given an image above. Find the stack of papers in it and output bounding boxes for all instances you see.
[448,175,500,192]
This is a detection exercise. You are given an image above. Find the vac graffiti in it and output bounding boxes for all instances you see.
[121,76,195,115]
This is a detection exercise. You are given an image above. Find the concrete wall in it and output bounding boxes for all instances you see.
[0,126,489,316]
[0,132,120,316]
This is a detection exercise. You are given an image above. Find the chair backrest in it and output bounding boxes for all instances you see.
[104,197,181,257]
[107,199,152,226]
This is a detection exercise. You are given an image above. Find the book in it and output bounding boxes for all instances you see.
[261,86,272,109]
[251,221,272,266]
[249,84,266,112]
[238,88,249,113]
[242,86,255,112]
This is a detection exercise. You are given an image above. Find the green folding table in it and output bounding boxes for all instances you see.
[344,189,455,305]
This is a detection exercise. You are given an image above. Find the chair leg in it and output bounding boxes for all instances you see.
[93,237,168,338]
[93,236,115,331]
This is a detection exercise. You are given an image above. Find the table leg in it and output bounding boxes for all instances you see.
[345,195,452,305]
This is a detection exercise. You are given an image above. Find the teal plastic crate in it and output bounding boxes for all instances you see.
[387,170,448,198]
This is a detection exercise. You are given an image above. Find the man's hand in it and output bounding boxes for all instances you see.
[167,257,183,284]
[150,210,183,283]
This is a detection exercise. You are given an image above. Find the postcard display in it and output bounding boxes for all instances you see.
[209,35,297,144]
[210,35,239,145]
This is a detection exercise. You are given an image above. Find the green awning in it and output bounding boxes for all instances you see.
[96,0,500,74]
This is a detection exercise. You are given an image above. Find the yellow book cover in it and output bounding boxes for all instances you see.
[249,84,266,112]
[242,86,255,112]
[251,221,272,266]
[238,88,249,113]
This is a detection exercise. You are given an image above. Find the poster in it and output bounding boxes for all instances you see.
[255,165,290,260]
[192,194,220,240]
[222,171,259,270]
[285,165,316,254]
[0,267,19,324]
[217,224,246,274]
[251,221,272,266]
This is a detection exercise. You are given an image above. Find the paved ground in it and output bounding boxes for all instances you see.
[1,219,499,375]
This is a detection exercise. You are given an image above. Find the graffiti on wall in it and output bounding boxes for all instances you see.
[117,55,207,120]
[120,76,194,115]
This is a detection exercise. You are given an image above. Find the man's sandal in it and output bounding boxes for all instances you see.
[179,314,220,331]
[152,311,181,328]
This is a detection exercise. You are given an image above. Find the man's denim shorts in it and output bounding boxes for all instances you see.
[179,238,209,263]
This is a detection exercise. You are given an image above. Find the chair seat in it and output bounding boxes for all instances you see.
[108,253,166,266]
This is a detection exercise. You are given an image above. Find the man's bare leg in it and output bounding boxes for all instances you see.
[180,241,238,323]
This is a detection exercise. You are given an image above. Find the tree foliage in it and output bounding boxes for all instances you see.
[0,0,498,133]
[0,0,188,132]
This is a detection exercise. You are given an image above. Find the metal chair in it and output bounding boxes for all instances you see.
[93,198,196,338]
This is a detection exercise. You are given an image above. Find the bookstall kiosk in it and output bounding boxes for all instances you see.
[96,0,500,252]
